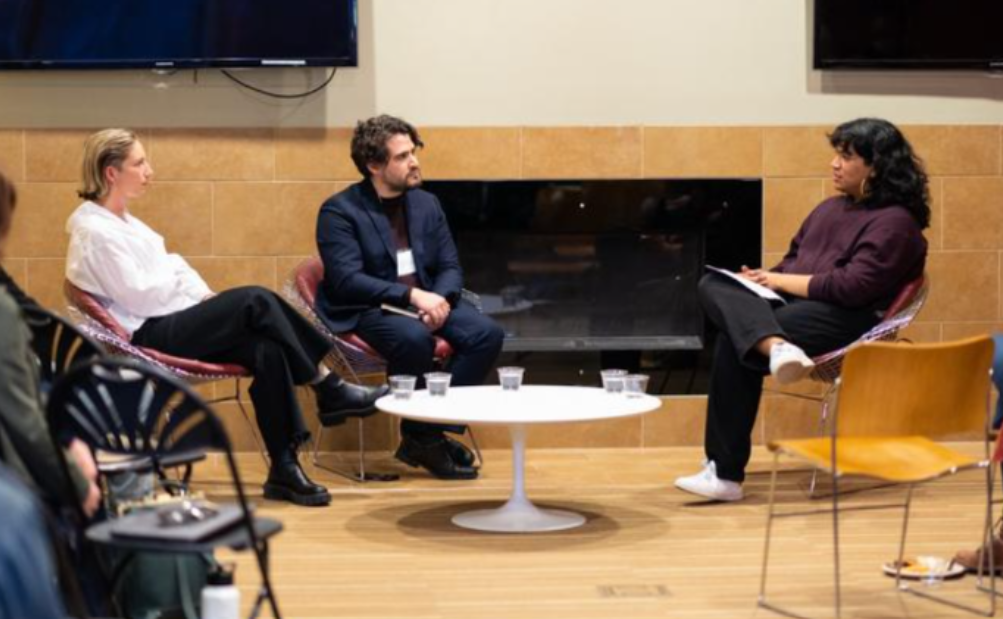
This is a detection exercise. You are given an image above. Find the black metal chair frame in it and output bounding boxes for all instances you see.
[47,356,284,619]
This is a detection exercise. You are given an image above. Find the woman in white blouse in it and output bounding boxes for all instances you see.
[66,128,387,507]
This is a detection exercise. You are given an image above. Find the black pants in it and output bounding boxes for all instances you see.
[698,274,881,483]
[132,287,333,458]
[354,301,504,441]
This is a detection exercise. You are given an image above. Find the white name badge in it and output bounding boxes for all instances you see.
[396,249,416,277]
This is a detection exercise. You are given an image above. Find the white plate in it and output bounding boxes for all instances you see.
[881,557,966,580]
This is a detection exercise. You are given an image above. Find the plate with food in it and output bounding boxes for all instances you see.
[881,556,966,580]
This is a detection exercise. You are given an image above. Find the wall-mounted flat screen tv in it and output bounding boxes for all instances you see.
[814,0,1003,70]
[0,0,357,69]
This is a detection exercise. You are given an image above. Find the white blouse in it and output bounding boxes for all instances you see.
[65,201,212,335]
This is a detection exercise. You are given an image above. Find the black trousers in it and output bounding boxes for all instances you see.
[354,301,504,440]
[698,274,881,483]
[132,286,333,458]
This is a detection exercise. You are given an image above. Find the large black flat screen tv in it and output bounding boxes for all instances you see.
[814,0,1003,70]
[0,0,357,69]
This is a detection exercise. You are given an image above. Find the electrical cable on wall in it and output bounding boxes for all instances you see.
[221,68,337,99]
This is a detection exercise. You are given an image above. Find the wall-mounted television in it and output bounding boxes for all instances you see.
[0,0,357,70]
[814,0,1003,70]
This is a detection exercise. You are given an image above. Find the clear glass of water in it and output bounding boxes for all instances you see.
[600,369,628,394]
[623,374,650,398]
[389,375,416,399]
[497,366,525,391]
[423,372,452,397]
[917,555,948,588]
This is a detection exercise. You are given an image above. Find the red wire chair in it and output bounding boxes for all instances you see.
[63,280,268,465]
[282,256,481,482]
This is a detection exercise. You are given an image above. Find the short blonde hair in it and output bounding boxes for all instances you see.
[78,128,138,201]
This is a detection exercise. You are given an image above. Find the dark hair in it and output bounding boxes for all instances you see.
[350,114,423,178]
[829,118,930,229]
[0,168,16,246]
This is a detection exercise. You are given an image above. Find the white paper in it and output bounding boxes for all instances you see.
[396,249,416,276]
[705,265,786,304]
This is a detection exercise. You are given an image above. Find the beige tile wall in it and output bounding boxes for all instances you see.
[2,125,1000,452]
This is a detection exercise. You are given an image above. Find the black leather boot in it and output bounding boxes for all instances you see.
[313,374,389,426]
[263,456,331,507]
[395,435,479,480]
[444,435,476,467]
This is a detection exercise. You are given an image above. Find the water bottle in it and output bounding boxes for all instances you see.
[201,565,239,619]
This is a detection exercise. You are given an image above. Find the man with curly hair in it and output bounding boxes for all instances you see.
[316,115,504,480]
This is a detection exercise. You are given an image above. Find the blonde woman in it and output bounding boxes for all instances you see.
[65,129,387,507]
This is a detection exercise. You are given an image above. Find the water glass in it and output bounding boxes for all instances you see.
[623,373,650,398]
[389,375,417,400]
[600,369,628,394]
[497,366,525,391]
[917,555,948,588]
[424,372,452,397]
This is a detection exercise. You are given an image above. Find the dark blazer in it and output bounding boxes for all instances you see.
[315,181,464,334]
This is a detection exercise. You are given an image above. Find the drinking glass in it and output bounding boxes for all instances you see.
[623,374,650,398]
[424,372,452,397]
[600,369,628,394]
[497,366,525,391]
[389,375,417,399]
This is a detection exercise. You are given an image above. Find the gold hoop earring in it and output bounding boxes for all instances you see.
[859,177,869,199]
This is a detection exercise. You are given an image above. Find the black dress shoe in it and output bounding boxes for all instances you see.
[395,436,479,480]
[313,375,389,426]
[444,435,476,467]
[263,459,331,507]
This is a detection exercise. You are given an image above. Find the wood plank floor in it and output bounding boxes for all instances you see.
[195,444,1000,619]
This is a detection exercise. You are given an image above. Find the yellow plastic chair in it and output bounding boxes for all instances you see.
[758,335,996,618]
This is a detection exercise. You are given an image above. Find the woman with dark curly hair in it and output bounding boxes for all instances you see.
[675,118,929,502]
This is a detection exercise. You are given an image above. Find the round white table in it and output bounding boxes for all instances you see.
[377,385,661,533]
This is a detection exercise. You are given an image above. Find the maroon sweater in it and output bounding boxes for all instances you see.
[772,196,927,310]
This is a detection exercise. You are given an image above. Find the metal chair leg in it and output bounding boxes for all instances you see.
[832,465,842,619]
[311,418,399,482]
[208,378,270,468]
[465,426,484,468]
[758,452,820,619]
[899,474,996,616]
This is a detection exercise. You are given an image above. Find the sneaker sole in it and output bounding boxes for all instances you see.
[674,479,744,502]
[263,483,332,507]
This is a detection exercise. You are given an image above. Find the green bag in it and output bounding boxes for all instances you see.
[113,551,215,619]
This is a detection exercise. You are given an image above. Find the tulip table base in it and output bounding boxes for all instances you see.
[450,424,585,532]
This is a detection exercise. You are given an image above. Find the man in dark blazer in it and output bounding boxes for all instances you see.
[315,115,504,480]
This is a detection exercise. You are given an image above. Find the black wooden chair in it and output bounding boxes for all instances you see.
[47,356,284,619]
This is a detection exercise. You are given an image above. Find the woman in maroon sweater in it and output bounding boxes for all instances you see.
[676,118,929,502]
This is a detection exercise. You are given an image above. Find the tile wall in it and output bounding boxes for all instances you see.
[2,125,999,452]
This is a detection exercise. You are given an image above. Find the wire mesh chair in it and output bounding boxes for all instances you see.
[48,356,285,619]
[63,280,268,465]
[282,256,482,481]
[759,335,996,619]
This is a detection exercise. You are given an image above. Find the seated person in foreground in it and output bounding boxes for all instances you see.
[0,169,99,518]
[674,118,929,502]
[316,115,504,480]
[0,464,73,619]
[65,129,387,507]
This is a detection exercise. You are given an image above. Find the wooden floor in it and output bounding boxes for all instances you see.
[195,444,1000,619]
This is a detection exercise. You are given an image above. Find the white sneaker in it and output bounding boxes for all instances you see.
[674,461,744,502]
[769,341,815,385]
